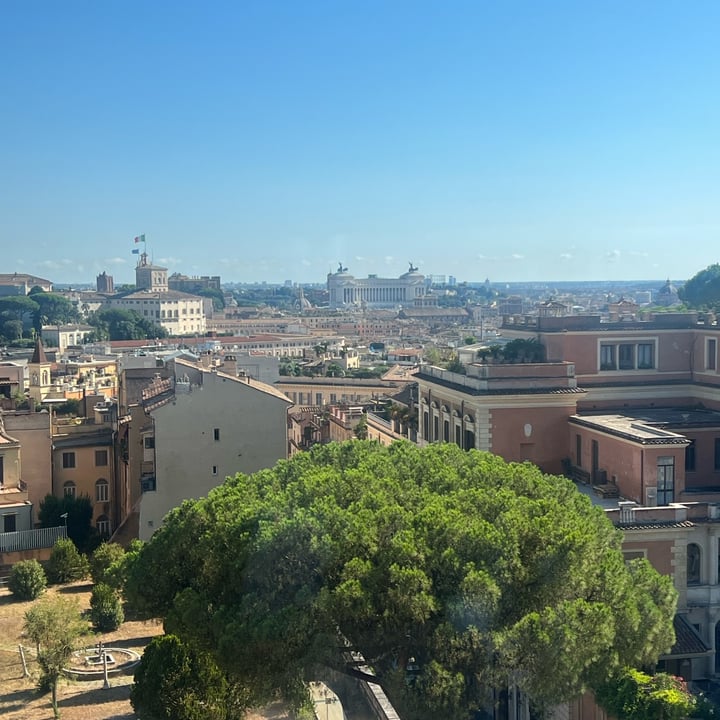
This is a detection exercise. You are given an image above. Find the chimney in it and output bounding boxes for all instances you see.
[618,501,637,525]
[222,355,238,377]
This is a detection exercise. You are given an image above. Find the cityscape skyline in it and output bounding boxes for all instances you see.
[2,2,719,286]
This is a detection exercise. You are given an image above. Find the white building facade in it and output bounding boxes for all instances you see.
[327,264,428,309]
[109,291,206,336]
[138,359,291,539]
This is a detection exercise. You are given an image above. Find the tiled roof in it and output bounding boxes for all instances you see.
[276,377,400,387]
[414,370,585,396]
[0,273,52,286]
[116,289,203,300]
[174,357,293,405]
[0,430,20,445]
[621,520,695,530]
[663,615,711,657]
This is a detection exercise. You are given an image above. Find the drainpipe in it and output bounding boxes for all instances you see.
[640,449,644,506]
[428,389,431,442]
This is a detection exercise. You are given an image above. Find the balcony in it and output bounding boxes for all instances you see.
[0,525,66,554]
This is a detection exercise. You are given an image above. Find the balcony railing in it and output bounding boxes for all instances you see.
[0,525,67,553]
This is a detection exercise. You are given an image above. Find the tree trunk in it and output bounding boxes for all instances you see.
[51,677,60,718]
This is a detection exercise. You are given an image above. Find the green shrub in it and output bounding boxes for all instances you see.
[8,560,47,600]
[692,694,718,720]
[46,538,89,584]
[89,543,126,587]
[54,399,80,416]
[90,583,124,632]
[596,668,696,720]
[131,635,231,720]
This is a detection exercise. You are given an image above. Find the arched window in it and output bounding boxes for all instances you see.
[688,543,702,585]
[96,515,111,538]
[95,479,109,503]
[63,481,76,498]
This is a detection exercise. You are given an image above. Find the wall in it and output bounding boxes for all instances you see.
[276,378,402,407]
[52,430,114,531]
[3,411,52,516]
[490,402,575,474]
[139,370,290,540]
[682,427,720,491]
[0,503,33,533]
[569,423,686,504]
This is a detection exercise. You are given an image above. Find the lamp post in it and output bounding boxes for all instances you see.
[60,512,68,537]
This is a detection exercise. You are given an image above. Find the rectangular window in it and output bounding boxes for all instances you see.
[96,482,109,502]
[213,428,220,442]
[316,393,323,405]
[576,434,582,468]
[95,450,108,467]
[600,342,655,371]
[144,436,155,449]
[600,344,616,371]
[715,438,720,471]
[62,452,76,469]
[464,429,475,450]
[685,440,696,472]
[455,425,462,448]
[708,339,717,371]
[97,519,111,537]
[0,455,3,487]
[3,513,17,533]
[212,465,218,476]
[443,419,450,442]
[637,343,654,369]
[657,456,675,505]
[618,344,635,370]
[591,439,599,477]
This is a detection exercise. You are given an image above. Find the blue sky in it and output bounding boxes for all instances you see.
[2,1,719,286]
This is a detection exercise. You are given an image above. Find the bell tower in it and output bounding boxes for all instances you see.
[28,336,52,405]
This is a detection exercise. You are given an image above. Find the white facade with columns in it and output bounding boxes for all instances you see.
[327,264,427,309]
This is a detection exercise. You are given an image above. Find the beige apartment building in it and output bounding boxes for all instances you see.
[2,410,52,515]
[110,290,207,336]
[51,406,116,538]
[275,376,409,408]
[137,357,291,540]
